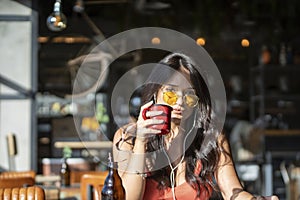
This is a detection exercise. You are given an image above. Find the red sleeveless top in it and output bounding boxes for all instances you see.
[142,161,213,200]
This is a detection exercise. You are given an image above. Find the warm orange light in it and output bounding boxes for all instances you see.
[38,37,49,43]
[196,37,206,46]
[151,37,161,45]
[65,37,75,43]
[241,38,250,47]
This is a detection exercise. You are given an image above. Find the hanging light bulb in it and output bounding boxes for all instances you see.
[73,0,84,13]
[46,0,67,32]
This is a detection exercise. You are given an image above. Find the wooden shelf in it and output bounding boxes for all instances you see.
[251,64,300,72]
[54,141,112,149]
[264,129,300,136]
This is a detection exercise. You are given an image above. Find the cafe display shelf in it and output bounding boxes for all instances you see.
[263,129,300,136]
[253,106,296,116]
[264,129,300,153]
[250,64,300,72]
[250,94,300,101]
[262,129,300,197]
[249,64,300,122]
[250,63,300,196]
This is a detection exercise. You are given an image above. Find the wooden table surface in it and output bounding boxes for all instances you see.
[54,141,112,149]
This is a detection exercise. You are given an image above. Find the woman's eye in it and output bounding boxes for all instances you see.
[185,89,196,95]
[163,91,177,105]
[165,88,176,92]
[184,95,199,107]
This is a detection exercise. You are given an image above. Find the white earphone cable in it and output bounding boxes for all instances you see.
[161,111,197,200]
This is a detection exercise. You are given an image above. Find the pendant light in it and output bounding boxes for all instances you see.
[46,0,67,32]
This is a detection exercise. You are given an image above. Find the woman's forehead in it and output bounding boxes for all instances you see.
[164,68,192,88]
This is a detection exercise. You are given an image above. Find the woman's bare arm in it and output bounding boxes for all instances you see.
[113,128,147,200]
[215,135,279,200]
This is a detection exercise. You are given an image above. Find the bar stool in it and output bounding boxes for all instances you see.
[80,171,108,200]
[0,186,45,200]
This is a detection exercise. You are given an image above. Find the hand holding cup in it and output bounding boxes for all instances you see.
[137,102,173,138]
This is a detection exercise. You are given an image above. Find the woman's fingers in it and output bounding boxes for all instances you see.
[140,127,161,135]
[263,196,279,200]
[138,101,164,120]
[138,101,153,120]
[144,110,163,118]
[143,118,164,126]
[137,101,166,138]
[271,196,279,200]
[137,118,163,136]
[136,125,161,138]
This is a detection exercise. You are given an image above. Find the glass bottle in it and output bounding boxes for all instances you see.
[101,153,126,200]
[60,157,70,186]
[279,43,287,66]
[259,45,271,65]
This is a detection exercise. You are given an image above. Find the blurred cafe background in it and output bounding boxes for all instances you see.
[1,0,300,199]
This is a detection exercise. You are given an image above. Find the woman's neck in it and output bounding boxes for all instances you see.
[168,124,179,138]
[175,161,186,186]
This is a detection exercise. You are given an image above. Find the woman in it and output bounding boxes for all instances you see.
[113,52,278,200]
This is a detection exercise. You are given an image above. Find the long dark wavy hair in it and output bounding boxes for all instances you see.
[140,52,224,198]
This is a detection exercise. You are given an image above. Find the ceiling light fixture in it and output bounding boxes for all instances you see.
[46,0,67,32]
[73,0,84,13]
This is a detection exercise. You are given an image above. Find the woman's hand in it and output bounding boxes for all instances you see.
[263,196,279,200]
[136,101,164,139]
[251,196,279,200]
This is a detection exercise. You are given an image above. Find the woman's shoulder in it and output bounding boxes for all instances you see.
[113,123,137,151]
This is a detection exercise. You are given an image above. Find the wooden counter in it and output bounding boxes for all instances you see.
[263,129,300,152]
[264,129,300,136]
[54,141,112,149]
